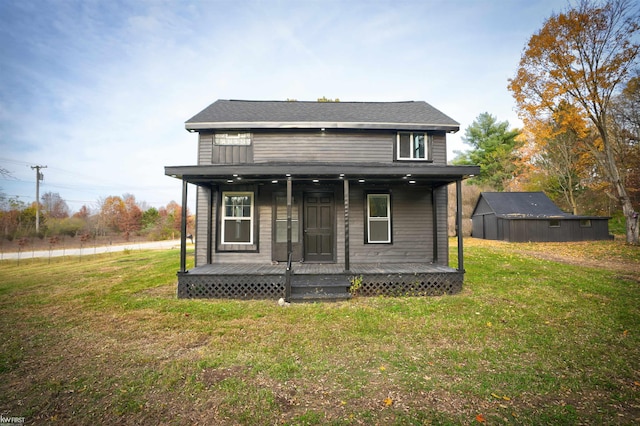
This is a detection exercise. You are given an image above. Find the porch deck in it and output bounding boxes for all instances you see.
[177,262,463,300]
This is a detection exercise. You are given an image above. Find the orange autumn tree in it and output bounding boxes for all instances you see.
[508,0,640,244]
[518,101,595,214]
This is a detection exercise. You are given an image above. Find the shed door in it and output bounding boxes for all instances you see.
[303,192,334,262]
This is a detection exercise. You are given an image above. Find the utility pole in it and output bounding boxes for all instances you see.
[31,165,47,233]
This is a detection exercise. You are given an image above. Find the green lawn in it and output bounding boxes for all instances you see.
[0,240,638,425]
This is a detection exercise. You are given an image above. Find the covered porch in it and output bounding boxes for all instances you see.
[165,162,477,301]
[177,262,462,300]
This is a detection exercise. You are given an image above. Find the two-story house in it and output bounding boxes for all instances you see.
[165,100,479,301]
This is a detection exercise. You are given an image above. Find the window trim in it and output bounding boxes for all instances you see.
[366,193,392,244]
[215,132,251,146]
[396,132,433,161]
[549,219,561,228]
[579,219,592,228]
[221,191,254,245]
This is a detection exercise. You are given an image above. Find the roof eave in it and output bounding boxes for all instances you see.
[185,121,460,133]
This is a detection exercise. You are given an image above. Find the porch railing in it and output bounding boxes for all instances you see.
[284,252,293,301]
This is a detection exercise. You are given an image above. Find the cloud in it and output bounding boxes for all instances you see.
[1,0,562,211]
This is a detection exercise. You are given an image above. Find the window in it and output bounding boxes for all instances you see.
[367,194,391,243]
[549,219,560,228]
[275,195,299,243]
[397,132,432,160]
[221,192,254,244]
[215,132,251,146]
[580,219,592,228]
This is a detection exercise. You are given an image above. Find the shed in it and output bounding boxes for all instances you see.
[471,192,612,242]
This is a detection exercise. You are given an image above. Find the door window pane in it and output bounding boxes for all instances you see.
[275,195,299,243]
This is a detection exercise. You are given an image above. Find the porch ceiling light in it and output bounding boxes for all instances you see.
[358,179,365,183]
[312,179,319,183]
[226,179,233,183]
[272,180,278,184]
[409,180,416,184]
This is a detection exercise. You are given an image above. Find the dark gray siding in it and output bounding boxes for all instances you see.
[211,144,253,164]
[432,133,447,165]
[198,134,213,165]
[197,181,451,266]
[435,185,449,265]
[472,214,498,240]
[504,218,611,242]
[253,132,392,163]
[195,187,210,266]
[472,214,484,239]
[348,184,440,264]
[472,197,493,216]
[251,131,449,165]
[198,132,253,164]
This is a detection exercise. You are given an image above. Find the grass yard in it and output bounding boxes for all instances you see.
[0,239,638,425]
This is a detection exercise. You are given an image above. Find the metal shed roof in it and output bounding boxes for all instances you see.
[473,192,568,218]
[185,99,460,132]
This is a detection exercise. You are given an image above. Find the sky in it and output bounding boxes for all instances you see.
[0,0,568,213]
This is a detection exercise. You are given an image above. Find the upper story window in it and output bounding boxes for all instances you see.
[215,132,251,146]
[396,132,432,161]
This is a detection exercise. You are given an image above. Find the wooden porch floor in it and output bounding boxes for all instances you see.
[187,262,457,275]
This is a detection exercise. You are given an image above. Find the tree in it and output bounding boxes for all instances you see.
[609,76,640,207]
[317,97,340,102]
[73,205,91,219]
[521,101,595,214]
[121,194,142,240]
[98,195,125,233]
[41,192,70,219]
[452,112,522,190]
[508,0,640,243]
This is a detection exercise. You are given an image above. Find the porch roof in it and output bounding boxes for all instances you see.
[165,162,479,188]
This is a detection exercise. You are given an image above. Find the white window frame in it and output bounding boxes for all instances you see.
[366,193,391,244]
[396,132,432,161]
[215,132,251,146]
[221,192,254,244]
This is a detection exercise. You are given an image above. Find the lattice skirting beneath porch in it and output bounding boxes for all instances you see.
[355,272,463,297]
[177,270,463,299]
[177,273,286,299]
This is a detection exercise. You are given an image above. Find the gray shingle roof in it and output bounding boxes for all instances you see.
[185,99,459,132]
[478,192,568,218]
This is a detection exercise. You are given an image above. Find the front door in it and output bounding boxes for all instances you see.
[304,192,334,262]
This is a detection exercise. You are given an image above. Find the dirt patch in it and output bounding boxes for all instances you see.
[199,366,251,387]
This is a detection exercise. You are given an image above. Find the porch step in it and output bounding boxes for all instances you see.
[289,274,351,303]
[289,292,352,303]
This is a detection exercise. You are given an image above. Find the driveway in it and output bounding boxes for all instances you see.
[0,239,184,260]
